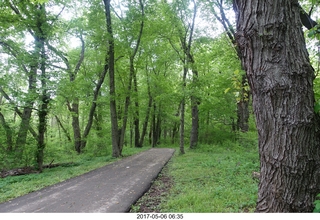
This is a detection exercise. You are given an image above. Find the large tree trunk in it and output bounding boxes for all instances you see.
[234,0,320,212]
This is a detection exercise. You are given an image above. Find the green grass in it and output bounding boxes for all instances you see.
[1,136,260,213]
[0,146,149,204]
[159,140,259,213]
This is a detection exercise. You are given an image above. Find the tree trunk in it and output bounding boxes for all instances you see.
[152,102,157,148]
[67,100,81,154]
[190,96,199,149]
[234,0,320,212]
[213,0,250,133]
[94,102,104,150]
[54,115,72,142]
[119,59,133,151]
[80,63,107,150]
[152,103,161,147]
[139,72,152,147]
[133,70,140,148]
[0,111,13,151]
[119,0,144,151]
[103,0,120,158]
[237,75,250,132]
[189,53,200,149]
[15,39,40,153]
[179,98,186,154]
[179,65,188,154]
[37,34,49,172]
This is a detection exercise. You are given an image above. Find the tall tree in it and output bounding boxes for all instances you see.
[163,0,199,153]
[205,0,250,132]
[234,0,320,212]
[103,0,120,157]
[116,0,145,150]
[0,1,54,170]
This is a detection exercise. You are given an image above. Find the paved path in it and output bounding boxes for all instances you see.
[0,148,175,213]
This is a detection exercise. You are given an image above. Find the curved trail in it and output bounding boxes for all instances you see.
[0,148,175,213]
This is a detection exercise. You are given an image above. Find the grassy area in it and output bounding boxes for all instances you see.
[1,134,260,213]
[0,146,149,204]
[158,138,259,213]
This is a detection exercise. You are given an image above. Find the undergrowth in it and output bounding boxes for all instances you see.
[158,136,259,213]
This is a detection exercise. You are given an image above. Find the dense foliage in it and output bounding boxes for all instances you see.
[1,0,320,213]
[0,0,246,170]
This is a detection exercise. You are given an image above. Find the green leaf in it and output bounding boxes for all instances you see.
[314,102,320,113]
[224,88,231,94]
[30,0,49,4]
[308,30,316,38]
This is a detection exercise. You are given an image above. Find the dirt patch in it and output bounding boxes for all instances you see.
[130,165,173,213]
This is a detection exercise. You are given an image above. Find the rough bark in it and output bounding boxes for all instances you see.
[234,0,320,212]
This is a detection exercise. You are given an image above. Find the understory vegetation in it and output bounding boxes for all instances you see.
[131,132,259,213]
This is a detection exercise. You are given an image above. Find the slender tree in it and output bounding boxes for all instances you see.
[103,0,120,157]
